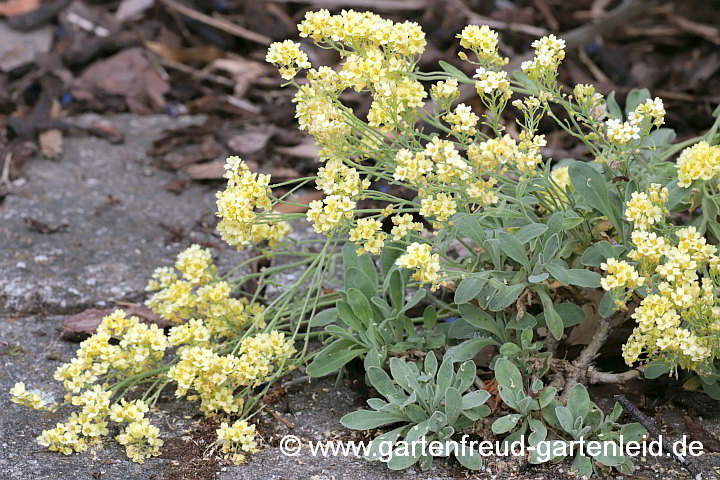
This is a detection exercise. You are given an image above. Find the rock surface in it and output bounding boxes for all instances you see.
[0,114,246,314]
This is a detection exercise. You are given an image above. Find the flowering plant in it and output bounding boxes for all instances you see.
[10,9,720,476]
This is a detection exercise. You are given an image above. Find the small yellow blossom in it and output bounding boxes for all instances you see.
[216,420,258,464]
[600,258,645,291]
[266,40,311,80]
[420,192,457,223]
[606,118,640,145]
[676,141,720,187]
[396,243,441,287]
[390,214,423,240]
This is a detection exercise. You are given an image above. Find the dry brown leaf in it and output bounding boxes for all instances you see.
[183,160,225,180]
[683,416,720,452]
[274,142,320,160]
[72,47,170,114]
[144,41,225,65]
[0,0,39,16]
[205,56,270,97]
[39,129,63,160]
[162,137,224,169]
[227,131,272,156]
[273,191,324,214]
[567,289,604,346]
[61,306,168,341]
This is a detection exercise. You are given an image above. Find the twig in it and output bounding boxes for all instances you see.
[0,153,13,193]
[559,312,626,403]
[615,394,705,480]
[267,407,295,429]
[158,0,272,46]
[587,367,641,384]
[157,58,236,88]
[281,375,314,389]
[531,0,560,31]
[450,0,549,37]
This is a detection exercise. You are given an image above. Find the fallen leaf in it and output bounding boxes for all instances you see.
[165,178,188,194]
[183,161,225,180]
[162,137,224,169]
[115,0,153,23]
[87,118,124,144]
[61,306,169,341]
[273,190,324,214]
[205,56,270,97]
[72,47,170,114]
[145,40,224,65]
[227,131,272,156]
[38,128,63,160]
[274,142,320,160]
[0,0,39,16]
[683,415,720,452]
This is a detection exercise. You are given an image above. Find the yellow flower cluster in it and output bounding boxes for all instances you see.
[521,35,565,79]
[368,77,428,131]
[10,382,47,410]
[468,134,515,173]
[456,25,506,66]
[116,418,163,463]
[146,246,264,334]
[600,258,645,291]
[676,141,720,187]
[606,118,640,145]
[431,78,459,102]
[624,184,668,230]
[473,68,511,99]
[468,178,499,206]
[443,103,479,137]
[572,84,603,108]
[468,133,543,178]
[629,229,669,267]
[307,195,356,234]
[629,97,665,128]
[294,76,351,147]
[349,217,387,255]
[396,243,441,288]
[33,382,161,463]
[298,9,426,58]
[168,318,211,347]
[605,193,720,374]
[110,399,149,423]
[316,158,371,197]
[424,137,470,184]
[55,310,168,395]
[175,244,215,285]
[623,293,711,369]
[265,40,311,80]
[216,419,258,464]
[390,214,423,241]
[216,157,291,250]
[420,192,457,224]
[167,331,295,415]
[294,10,428,133]
[393,148,433,184]
[425,137,471,184]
